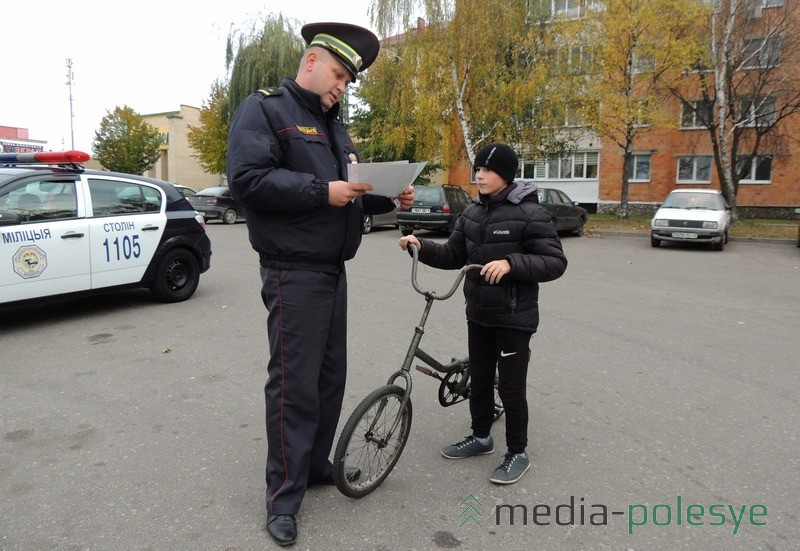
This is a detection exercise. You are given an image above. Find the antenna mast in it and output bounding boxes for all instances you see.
[66,58,75,150]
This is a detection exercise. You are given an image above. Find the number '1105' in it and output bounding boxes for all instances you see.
[103,235,141,261]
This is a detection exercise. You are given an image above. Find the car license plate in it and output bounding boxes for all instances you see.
[672,232,698,239]
[411,208,430,214]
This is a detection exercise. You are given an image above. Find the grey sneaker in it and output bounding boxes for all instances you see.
[441,435,494,459]
[489,452,530,484]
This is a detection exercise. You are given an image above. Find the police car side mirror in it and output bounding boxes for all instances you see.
[0,211,22,226]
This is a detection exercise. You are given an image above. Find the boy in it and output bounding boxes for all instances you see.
[398,143,567,484]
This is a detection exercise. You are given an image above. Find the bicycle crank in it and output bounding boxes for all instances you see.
[437,369,470,407]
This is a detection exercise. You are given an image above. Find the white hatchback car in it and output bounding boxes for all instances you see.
[650,189,732,251]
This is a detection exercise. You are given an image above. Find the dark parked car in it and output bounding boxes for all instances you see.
[186,186,245,225]
[533,185,588,236]
[363,208,398,234]
[173,184,196,198]
[396,185,473,235]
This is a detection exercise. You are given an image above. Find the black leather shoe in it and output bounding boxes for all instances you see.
[310,467,361,486]
[266,514,297,547]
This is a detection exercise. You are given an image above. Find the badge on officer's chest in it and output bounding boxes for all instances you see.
[349,153,358,164]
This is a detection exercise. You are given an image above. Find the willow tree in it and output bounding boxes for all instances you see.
[188,14,306,173]
[226,14,306,121]
[580,0,708,217]
[367,0,569,169]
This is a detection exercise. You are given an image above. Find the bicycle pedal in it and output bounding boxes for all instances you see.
[415,365,444,380]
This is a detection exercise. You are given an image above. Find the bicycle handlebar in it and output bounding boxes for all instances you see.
[409,244,483,300]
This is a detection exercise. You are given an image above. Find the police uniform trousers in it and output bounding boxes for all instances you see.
[467,321,532,455]
[259,265,348,515]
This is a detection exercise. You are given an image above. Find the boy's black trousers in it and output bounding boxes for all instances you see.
[467,321,532,454]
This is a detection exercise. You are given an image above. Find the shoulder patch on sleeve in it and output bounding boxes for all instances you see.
[257,88,283,98]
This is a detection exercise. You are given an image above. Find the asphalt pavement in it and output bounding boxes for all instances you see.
[1,223,798,550]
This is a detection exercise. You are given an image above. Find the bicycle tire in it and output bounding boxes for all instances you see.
[333,384,413,498]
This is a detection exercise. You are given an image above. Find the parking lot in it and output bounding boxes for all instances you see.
[2,223,798,550]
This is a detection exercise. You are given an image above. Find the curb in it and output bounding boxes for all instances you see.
[586,229,796,245]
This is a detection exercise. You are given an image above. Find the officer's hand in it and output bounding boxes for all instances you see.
[398,235,420,251]
[481,259,511,285]
[328,180,373,206]
[394,186,415,209]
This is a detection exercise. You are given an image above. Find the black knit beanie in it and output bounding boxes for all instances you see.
[474,143,518,183]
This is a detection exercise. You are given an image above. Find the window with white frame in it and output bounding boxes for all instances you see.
[740,96,776,127]
[677,156,712,183]
[562,44,594,74]
[681,101,712,129]
[529,152,599,179]
[736,155,772,182]
[742,37,781,69]
[552,0,581,17]
[628,154,651,181]
[564,104,587,127]
[748,0,785,8]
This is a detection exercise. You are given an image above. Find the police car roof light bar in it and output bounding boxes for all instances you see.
[0,150,91,165]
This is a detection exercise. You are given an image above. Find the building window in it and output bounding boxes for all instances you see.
[529,152,599,179]
[628,154,651,181]
[736,155,772,182]
[562,45,594,75]
[740,96,776,127]
[748,0,784,8]
[632,52,656,74]
[677,156,712,183]
[742,37,781,69]
[553,0,581,17]
[681,101,712,129]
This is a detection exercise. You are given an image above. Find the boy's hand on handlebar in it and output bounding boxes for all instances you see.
[398,235,421,251]
[481,260,510,285]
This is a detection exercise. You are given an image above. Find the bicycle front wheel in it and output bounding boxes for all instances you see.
[333,384,413,498]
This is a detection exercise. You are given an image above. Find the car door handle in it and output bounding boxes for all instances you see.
[61,232,85,239]
[142,225,160,231]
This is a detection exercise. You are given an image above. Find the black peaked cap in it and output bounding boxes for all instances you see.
[301,22,380,80]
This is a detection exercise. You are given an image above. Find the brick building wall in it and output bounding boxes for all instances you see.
[598,96,800,213]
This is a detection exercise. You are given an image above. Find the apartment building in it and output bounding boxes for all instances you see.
[444,0,800,216]
[141,105,225,191]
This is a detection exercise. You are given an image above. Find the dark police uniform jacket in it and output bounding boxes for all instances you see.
[227,77,393,272]
[415,181,567,333]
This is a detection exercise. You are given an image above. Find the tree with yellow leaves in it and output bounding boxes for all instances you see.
[578,0,709,217]
[364,0,574,170]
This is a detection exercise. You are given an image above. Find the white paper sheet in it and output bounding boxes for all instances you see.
[347,161,427,197]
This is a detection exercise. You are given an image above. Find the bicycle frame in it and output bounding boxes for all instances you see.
[377,245,482,440]
[333,246,502,497]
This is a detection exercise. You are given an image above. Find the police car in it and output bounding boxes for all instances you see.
[0,151,211,305]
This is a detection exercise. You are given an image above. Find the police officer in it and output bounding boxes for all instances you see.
[227,22,414,547]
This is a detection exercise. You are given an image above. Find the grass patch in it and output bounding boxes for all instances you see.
[586,213,797,240]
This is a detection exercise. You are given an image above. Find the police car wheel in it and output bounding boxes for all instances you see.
[362,215,373,234]
[222,209,238,225]
[150,248,200,303]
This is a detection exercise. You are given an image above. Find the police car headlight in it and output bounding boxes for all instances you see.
[702,221,718,229]
[653,219,668,227]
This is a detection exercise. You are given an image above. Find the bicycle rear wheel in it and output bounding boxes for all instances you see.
[333,384,413,498]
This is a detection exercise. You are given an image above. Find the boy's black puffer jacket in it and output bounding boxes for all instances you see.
[416,181,567,332]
